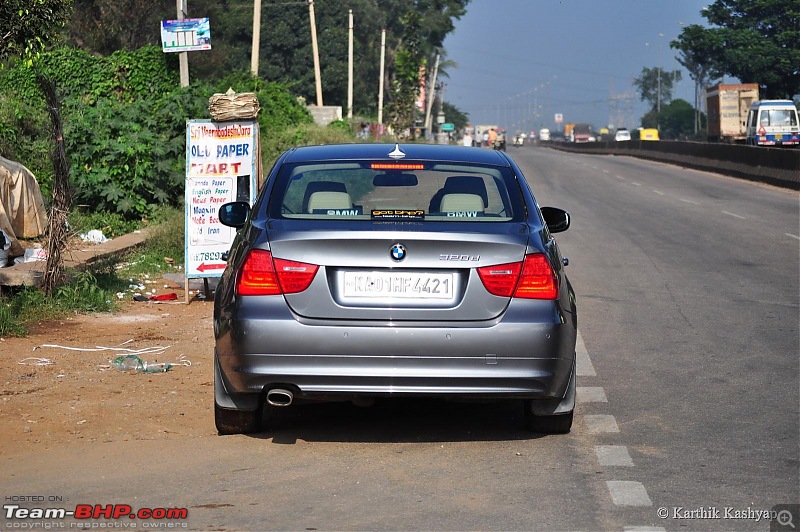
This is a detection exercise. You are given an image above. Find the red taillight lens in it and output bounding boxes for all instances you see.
[236,250,318,296]
[273,257,319,294]
[477,261,522,297]
[514,253,558,299]
[477,253,558,299]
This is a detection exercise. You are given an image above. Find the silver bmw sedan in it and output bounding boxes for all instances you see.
[214,142,576,435]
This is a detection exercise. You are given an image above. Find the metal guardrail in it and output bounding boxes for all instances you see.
[548,140,800,190]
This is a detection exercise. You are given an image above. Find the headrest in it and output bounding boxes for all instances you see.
[302,181,347,211]
[307,191,353,212]
[440,193,484,213]
[443,176,488,207]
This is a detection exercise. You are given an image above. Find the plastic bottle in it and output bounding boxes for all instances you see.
[111,355,144,371]
[142,361,172,373]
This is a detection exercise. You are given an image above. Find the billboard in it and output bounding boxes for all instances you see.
[184,120,257,279]
[161,18,211,53]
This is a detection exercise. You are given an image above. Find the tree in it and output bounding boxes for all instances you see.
[60,0,471,120]
[0,0,74,296]
[671,0,800,99]
[385,10,425,136]
[633,66,682,113]
[66,0,169,54]
[442,101,468,132]
[0,0,72,64]
[672,24,724,134]
[641,98,696,139]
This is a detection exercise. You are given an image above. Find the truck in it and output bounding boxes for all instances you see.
[706,83,759,143]
[572,123,593,143]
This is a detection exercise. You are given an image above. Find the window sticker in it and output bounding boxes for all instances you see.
[371,209,425,220]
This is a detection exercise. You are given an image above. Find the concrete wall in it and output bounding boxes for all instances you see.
[549,141,800,190]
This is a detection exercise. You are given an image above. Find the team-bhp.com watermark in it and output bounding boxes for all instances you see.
[657,504,799,531]
[3,501,189,529]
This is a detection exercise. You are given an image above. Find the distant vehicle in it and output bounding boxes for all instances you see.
[706,83,759,143]
[493,131,507,151]
[572,124,592,143]
[745,100,800,147]
[213,143,577,435]
[633,128,660,141]
[539,128,551,142]
[614,128,631,142]
[475,125,499,147]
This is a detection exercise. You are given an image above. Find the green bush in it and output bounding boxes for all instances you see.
[0,48,315,221]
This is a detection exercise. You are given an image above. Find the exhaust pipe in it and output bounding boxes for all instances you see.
[266,388,293,407]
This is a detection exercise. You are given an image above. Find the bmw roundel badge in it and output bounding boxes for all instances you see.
[390,243,406,262]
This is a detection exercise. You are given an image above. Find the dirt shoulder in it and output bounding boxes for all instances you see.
[0,295,216,457]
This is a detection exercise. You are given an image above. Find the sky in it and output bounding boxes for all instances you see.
[441,0,719,134]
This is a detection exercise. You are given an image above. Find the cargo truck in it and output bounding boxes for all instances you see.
[706,83,759,143]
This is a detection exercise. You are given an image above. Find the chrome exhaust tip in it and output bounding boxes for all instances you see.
[266,388,293,407]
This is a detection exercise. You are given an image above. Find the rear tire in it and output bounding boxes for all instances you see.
[215,401,263,435]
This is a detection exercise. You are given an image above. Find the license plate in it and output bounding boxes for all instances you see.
[343,271,454,299]
[775,134,783,140]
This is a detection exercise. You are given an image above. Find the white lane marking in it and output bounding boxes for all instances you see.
[653,190,664,195]
[615,175,626,180]
[576,331,596,377]
[606,481,653,507]
[680,199,699,205]
[585,414,620,433]
[624,527,666,532]
[631,182,642,186]
[596,445,634,467]
[578,387,608,403]
[786,233,800,240]
[722,210,746,219]
[603,169,610,174]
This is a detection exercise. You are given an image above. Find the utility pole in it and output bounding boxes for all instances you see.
[347,10,353,119]
[424,53,440,140]
[177,0,189,87]
[308,0,323,106]
[251,0,261,76]
[378,29,385,124]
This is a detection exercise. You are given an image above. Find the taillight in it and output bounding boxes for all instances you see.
[477,261,522,297]
[477,253,558,299]
[273,257,319,293]
[236,250,318,296]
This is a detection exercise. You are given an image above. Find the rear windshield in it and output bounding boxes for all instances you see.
[268,161,523,222]
[759,109,798,127]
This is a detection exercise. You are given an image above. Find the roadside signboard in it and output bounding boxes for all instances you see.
[161,18,211,53]
[555,113,563,124]
[441,123,455,132]
[185,120,257,282]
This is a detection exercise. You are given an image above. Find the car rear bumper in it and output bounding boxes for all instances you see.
[215,301,576,401]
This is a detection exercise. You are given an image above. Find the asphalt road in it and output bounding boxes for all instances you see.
[3,145,798,531]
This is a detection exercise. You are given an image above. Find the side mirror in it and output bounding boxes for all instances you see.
[219,202,250,228]
[540,206,570,233]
